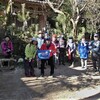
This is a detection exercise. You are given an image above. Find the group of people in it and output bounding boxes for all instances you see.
[0,32,100,77]
[24,31,100,77]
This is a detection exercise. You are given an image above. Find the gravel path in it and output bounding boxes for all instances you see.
[0,62,100,100]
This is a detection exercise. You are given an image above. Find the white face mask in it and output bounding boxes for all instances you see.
[81,38,85,43]
[69,39,73,43]
[38,34,42,38]
[94,37,98,41]
[5,37,10,41]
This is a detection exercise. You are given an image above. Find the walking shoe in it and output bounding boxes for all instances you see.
[50,74,54,77]
[40,74,44,77]
[39,67,46,69]
[48,75,54,78]
[94,68,98,72]
[62,63,65,66]
[84,66,87,69]
[31,74,36,77]
[25,75,31,77]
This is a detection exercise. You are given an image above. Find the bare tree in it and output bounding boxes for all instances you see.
[47,0,64,15]
[47,0,86,38]
[84,0,100,32]
[69,0,86,38]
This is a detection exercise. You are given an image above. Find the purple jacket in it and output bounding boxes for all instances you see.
[1,40,13,56]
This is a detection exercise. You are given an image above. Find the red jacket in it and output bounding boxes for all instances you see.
[41,43,56,57]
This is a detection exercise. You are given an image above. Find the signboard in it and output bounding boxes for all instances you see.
[38,50,50,59]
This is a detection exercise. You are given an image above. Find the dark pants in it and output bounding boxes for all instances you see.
[24,59,34,76]
[69,52,75,65]
[41,56,55,75]
[4,53,12,66]
[59,48,66,65]
[92,54,100,70]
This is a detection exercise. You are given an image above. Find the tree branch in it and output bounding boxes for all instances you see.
[75,15,80,24]
[57,0,64,9]
[80,3,87,12]
[47,0,64,15]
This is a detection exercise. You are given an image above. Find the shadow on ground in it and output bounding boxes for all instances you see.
[0,59,100,100]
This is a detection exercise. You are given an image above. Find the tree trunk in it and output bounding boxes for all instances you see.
[22,20,27,31]
[73,23,77,39]
[71,18,78,39]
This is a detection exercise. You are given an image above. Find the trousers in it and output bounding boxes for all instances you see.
[41,56,55,75]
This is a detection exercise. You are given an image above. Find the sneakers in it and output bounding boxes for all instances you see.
[81,66,87,70]
[40,74,44,77]
[50,74,54,77]
[40,74,54,78]
[39,67,46,69]
[62,63,65,66]
[48,75,54,78]
[94,68,98,72]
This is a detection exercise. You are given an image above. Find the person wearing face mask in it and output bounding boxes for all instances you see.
[1,35,13,58]
[24,37,37,77]
[58,34,67,66]
[1,35,13,66]
[37,31,44,49]
[39,37,56,77]
[67,37,76,67]
[37,31,45,69]
[78,36,89,69]
[90,33,100,72]
[52,34,59,65]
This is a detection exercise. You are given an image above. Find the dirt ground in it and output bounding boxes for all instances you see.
[0,61,100,100]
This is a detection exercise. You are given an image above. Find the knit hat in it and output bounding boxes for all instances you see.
[94,33,99,37]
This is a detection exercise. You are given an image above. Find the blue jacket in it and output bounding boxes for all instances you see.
[78,41,89,59]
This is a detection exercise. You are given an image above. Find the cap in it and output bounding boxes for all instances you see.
[45,37,51,41]
[94,33,99,37]
[32,37,37,41]
[38,30,42,34]
[69,36,73,39]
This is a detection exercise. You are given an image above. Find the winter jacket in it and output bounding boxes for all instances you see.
[78,41,89,59]
[37,37,44,49]
[67,42,76,53]
[52,40,59,49]
[25,44,37,60]
[1,40,13,56]
[59,38,66,48]
[90,40,100,57]
[40,43,56,57]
